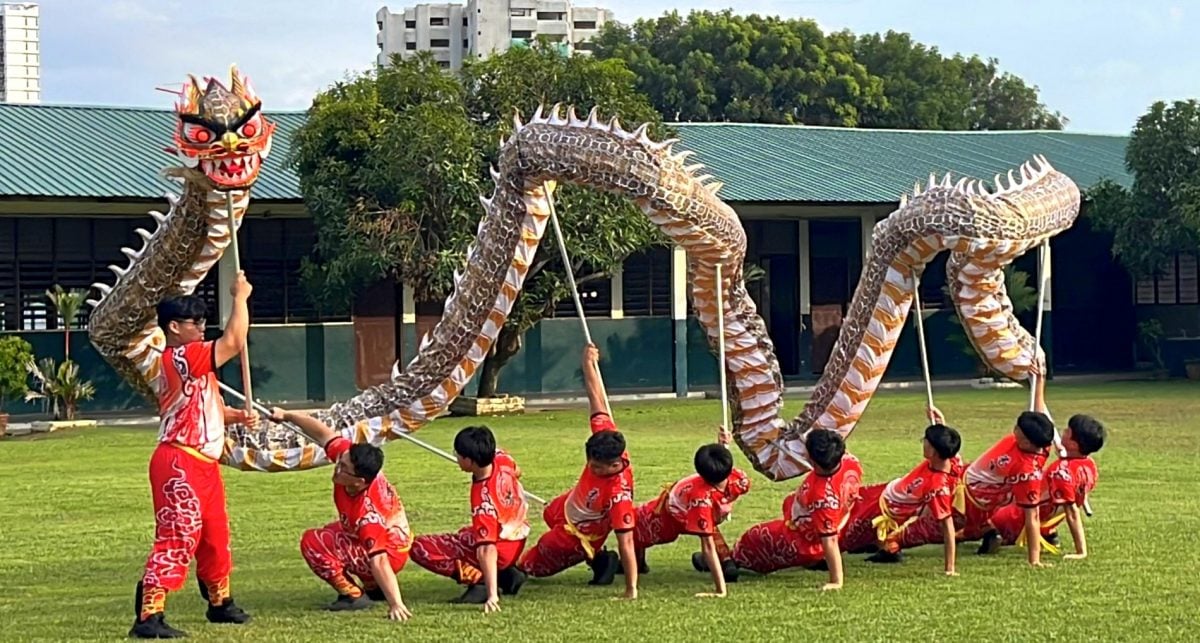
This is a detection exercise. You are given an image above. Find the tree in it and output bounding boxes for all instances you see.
[1088,100,1200,278]
[593,12,1065,130]
[290,47,666,397]
[592,10,886,125]
[46,285,87,361]
[852,31,1065,130]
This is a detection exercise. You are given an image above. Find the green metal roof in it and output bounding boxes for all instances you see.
[672,123,1131,203]
[0,103,1130,203]
[0,103,306,200]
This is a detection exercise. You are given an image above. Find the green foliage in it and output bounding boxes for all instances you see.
[1087,100,1200,278]
[1137,319,1166,370]
[24,357,96,421]
[289,47,667,393]
[0,335,34,408]
[45,284,88,360]
[592,12,1064,129]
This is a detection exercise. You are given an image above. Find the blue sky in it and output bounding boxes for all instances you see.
[38,0,1198,133]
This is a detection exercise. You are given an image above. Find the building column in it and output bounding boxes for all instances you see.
[797,219,812,375]
[400,282,416,362]
[610,265,624,319]
[860,212,875,265]
[671,245,689,397]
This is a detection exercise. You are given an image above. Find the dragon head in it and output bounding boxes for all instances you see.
[166,65,275,190]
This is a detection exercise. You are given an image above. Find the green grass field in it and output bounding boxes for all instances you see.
[2,381,1199,641]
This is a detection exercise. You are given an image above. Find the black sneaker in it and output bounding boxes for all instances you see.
[206,599,251,625]
[977,530,1002,555]
[365,587,387,602]
[866,550,905,564]
[498,567,528,596]
[324,594,372,611]
[691,551,709,572]
[449,583,490,604]
[1045,532,1060,548]
[129,613,189,639]
[615,549,650,576]
[587,550,620,586]
[721,559,740,583]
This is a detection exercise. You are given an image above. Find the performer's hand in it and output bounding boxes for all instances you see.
[694,591,726,598]
[927,405,945,425]
[944,570,960,577]
[717,425,732,446]
[583,343,600,367]
[387,602,411,621]
[483,595,501,614]
[612,587,637,600]
[820,582,842,591]
[1063,553,1087,561]
[242,410,259,430]
[1030,560,1054,569]
[230,271,253,300]
[268,406,288,423]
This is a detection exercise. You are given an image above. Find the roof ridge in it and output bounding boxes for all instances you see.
[0,102,311,115]
[668,121,1130,139]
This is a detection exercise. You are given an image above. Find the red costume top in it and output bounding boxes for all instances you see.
[784,454,863,550]
[662,468,752,536]
[470,449,531,544]
[881,455,963,523]
[563,413,635,537]
[963,434,1047,510]
[326,437,413,556]
[155,340,225,460]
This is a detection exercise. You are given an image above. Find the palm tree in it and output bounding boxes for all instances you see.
[46,285,87,361]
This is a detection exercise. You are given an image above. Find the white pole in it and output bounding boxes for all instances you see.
[911,273,935,417]
[715,262,731,446]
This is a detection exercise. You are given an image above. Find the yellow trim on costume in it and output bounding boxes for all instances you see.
[952,480,967,514]
[652,482,673,514]
[172,443,217,464]
[563,522,598,559]
[871,494,918,544]
[1016,508,1068,555]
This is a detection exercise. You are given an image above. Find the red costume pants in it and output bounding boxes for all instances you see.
[989,503,1063,545]
[731,519,825,574]
[141,444,232,595]
[517,493,609,578]
[411,528,525,585]
[632,500,732,559]
[299,523,408,597]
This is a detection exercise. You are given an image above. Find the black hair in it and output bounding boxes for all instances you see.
[805,429,845,472]
[585,429,625,463]
[694,444,734,486]
[454,425,497,467]
[348,444,385,483]
[156,296,207,331]
[1067,414,1106,455]
[924,424,962,460]
[1016,411,1056,449]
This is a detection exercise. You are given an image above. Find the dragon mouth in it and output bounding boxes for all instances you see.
[198,153,263,188]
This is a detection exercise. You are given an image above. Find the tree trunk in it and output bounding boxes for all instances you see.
[63,328,70,362]
[476,326,524,398]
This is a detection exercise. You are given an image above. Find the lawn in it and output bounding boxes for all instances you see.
[1,381,1198,641]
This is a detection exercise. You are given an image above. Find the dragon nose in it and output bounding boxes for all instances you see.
[221,132,241,152]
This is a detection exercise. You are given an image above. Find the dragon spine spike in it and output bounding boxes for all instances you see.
[91,282,112,296]
[121,247,142,261]
[479,195,494,210]
[630,123,649,141]
[567,105,581,126]
[86,299,100,308]
[927,173,937,189]
[135,228,153,242]
[694,174,715,184]
[512,110,524,129]
[531,104,544,122]
[913,181,922,197]
[108,265,128,278]
[708,181,724,196]
[672,150,696,165]
[993,173,1004,192]
[899,194,909,207]
[586,105,600,128]
[608,115,622,133]
[940,173,953,188]
[489,165,501,184]
[954,177,969,191]
[548,103,566,125]
[684,163,705,176]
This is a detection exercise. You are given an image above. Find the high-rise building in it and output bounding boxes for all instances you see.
[0,2,39,104]
[376,1,612,71]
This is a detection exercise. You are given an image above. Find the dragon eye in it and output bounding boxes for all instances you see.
[240,115,261,138]
[184,123,213,144]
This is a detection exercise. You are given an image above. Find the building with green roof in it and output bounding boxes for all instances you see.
[1,102,1182,414]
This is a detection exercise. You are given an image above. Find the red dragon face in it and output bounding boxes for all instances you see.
[166,65,276,190]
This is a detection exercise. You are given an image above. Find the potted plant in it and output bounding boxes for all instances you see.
[0,336,36,438]
[25,357,96,422]
[1185,357,1200,381]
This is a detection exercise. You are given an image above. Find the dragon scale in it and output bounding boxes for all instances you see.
[88,86,1081,481]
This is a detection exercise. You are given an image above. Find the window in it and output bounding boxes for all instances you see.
[622,247,673,316]
[1135,253,1199,305]
[437,60,451,68]
[553,272,612,318]
[405,41,416,50]
[574,41,596,52]
[430,38,450,47]
[574,20,597,29]
[511,9,531,17]
[462,17,468,26]
[405,19,416,28]
[462,39,469,49]
[511,30,533,38]
[429,17,446,26]
[538,12,565,21]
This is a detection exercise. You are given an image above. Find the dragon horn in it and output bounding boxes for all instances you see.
[229,63,245,96]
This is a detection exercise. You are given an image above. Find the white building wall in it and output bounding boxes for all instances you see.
[0,2,40,104]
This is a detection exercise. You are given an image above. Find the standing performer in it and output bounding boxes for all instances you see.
[411,426,531,611]
[269,408,414,621]
[130,274,255,639]
[516,344,639,599]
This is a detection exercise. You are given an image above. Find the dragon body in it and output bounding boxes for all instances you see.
[88,73,1080,481]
